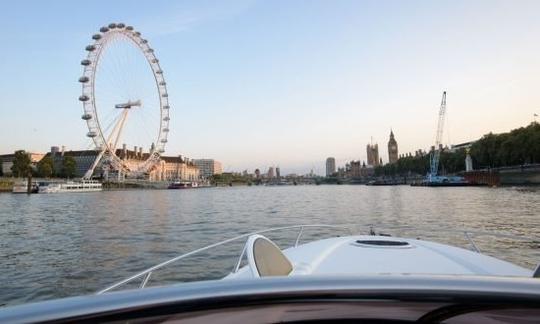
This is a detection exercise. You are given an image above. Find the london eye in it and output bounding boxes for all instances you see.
[79,23,170,179]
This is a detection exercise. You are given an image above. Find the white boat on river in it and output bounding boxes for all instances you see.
[1,224,539,323]
[39,180,102,193]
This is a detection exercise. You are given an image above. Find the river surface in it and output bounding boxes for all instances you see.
[1,185,539,307]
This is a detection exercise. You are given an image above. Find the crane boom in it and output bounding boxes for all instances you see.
[429,91,446,180]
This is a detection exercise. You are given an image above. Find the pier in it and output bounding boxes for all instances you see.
[463,164,540,186]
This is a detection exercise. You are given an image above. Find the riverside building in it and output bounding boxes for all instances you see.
[42,146,199,181]
[0,151,45,176]
[326,157,336,176]
[158,156,199,181]
[192,159,223,179]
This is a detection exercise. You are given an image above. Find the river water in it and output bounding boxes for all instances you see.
[1,185,539,307]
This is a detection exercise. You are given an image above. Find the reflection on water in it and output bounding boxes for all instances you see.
[0,185,539,306]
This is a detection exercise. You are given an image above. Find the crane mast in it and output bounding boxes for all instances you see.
[429,91,446,181]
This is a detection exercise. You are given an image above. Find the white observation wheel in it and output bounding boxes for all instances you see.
[79,23,170,179]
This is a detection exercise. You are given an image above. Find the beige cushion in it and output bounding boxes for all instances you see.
[253,237,293,277]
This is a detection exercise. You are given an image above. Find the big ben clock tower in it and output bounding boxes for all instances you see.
[388,130,398,164]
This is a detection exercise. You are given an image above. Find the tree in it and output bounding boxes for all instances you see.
[37,156,54,178]
[471,122,540,168]
[11,150,31,178]
[61,156,77,178]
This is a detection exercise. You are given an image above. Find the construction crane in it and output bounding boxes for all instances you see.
[428,91,446,182]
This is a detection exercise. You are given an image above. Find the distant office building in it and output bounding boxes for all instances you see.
[325,157,336,177]
[387,130,398,164]
[366,143,380,166]
[275,167,281,178]
[267,166,275,178]
[254,168,261,178]
[192,159,223,179]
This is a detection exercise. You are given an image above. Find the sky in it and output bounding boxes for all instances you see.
[1,0,540,175]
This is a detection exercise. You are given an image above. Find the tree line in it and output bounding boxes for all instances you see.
[470,122,540,168]
[7,150,77,178]
[375,122,540,176]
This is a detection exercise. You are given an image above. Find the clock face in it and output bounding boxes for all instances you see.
[391,145,397,151]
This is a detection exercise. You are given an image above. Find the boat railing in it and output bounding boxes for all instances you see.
[97,224,538,295]
[365,225,539,254]
[97,224,353,294]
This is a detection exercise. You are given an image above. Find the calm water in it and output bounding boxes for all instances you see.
[1,185,539,307]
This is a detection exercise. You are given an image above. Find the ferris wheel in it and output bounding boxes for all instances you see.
[79,23,170,179]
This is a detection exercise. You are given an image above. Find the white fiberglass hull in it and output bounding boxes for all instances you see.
[226,235,532,279]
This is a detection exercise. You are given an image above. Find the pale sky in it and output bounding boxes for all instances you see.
[1,0,539,175]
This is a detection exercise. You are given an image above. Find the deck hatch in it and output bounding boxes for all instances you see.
[355,240,410,246]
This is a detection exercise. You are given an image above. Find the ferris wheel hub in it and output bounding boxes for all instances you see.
[115,100,141,109]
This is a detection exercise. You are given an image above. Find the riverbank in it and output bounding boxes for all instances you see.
[0,178,13,192]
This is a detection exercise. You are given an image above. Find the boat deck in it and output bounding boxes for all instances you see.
[227,235,531,279]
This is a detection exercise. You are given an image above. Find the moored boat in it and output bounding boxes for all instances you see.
[38,180,102,193]
[168,181,198,189]
[12,181,39,194]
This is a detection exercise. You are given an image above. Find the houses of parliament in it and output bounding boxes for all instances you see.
[327,130,399,178]
[366,130,399,166]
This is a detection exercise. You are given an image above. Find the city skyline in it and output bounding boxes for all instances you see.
[1,1,540,175]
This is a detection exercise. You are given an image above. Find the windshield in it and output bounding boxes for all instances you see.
[0,0,539,317]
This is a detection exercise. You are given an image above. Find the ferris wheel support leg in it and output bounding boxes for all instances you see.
[83,110,131,180]
[84,148,108,180]
[111,109,130,153]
